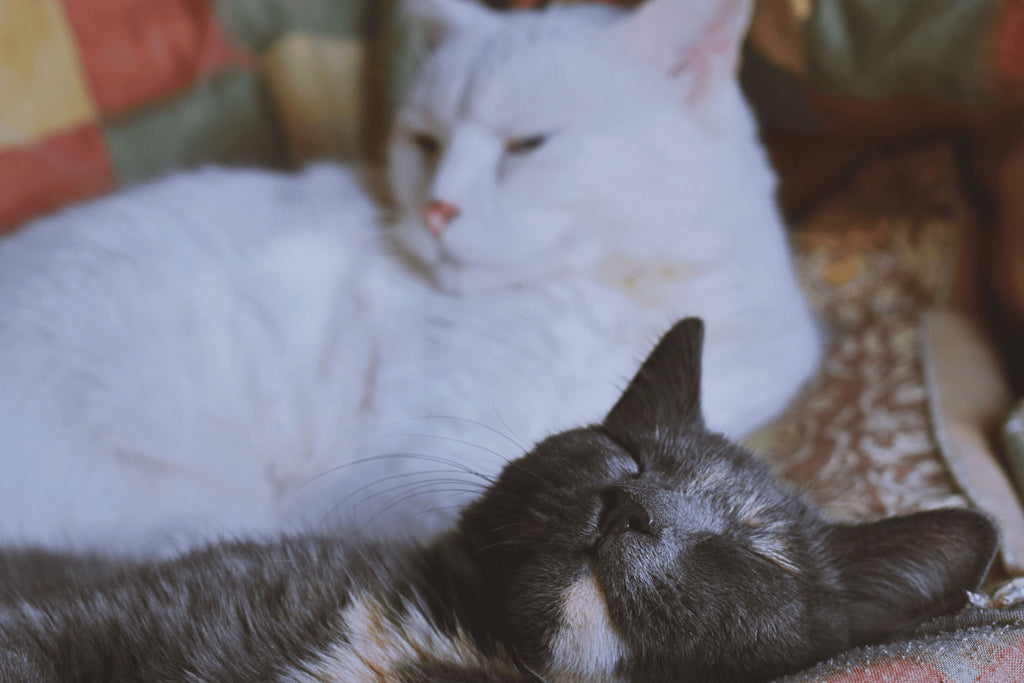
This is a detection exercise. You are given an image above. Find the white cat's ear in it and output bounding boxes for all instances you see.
[403,0,501,43]
[606,0,753,107]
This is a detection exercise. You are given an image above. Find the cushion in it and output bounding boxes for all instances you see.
[749,141,1024,573]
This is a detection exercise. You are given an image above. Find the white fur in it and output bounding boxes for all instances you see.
[0,0,821,552]
[547,574,627,681]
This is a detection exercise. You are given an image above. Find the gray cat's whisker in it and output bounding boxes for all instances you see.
[487,520,529,535]
[387,431,517,466]
[357,478,526,524]
[475,538,525,554]
[363,483,484,528]
[404,504,483,520]
[488,405,533,454]
[380,430,550,488]
[302,451,494,487]
[348,479,486,516]
[392,415,530,455]
[320,473,487,526]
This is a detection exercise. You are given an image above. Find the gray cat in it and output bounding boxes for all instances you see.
[0,319,996,682]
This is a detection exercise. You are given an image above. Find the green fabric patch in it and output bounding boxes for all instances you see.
[804,0,1002,105]
[104,70,289,185]
[210,0,366,54]
[739,44,823,132]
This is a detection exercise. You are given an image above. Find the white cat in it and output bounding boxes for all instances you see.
[0,0,821,553]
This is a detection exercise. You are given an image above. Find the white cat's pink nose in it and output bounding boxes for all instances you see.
[423,200,460,237]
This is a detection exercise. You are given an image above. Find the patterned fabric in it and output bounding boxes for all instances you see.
[748,143,969,521]
[0,0,368,232]
[779,602,1024,682]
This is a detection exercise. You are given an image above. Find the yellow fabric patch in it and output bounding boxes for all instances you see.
[262,33,363,162]
[789,0,812,22]
[0,0,96,147]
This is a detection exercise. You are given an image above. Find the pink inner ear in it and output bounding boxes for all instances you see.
[668,0,750,106]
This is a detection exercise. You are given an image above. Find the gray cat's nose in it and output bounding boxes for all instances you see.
[423,199,460,237]
[598,487,652,537]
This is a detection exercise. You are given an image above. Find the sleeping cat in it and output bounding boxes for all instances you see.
[0,320,996,682]
[0,0,821,552]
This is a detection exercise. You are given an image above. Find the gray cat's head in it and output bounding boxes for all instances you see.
[456,319,997,681]
[389,0,767,293]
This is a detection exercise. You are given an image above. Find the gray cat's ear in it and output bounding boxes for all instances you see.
[403,0,501,44]
[828,508,998,644]
[604,317,704,437]
[605,0,752,108]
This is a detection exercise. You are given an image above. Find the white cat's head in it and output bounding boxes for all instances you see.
[388,0,761,294]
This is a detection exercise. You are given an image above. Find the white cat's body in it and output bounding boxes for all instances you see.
[0,0,821,552]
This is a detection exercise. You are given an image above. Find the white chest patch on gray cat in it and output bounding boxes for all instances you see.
[546,573,627,681]
[287,594,516,682]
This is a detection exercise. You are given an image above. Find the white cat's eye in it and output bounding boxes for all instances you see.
[506,134,548,154]
[411,132,441,156]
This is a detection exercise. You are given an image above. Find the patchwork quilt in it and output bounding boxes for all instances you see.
[0,0,367,232]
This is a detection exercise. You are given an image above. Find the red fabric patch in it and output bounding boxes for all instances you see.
[817,660,948,682]
[0,124,114,233]
[995,0,1024,102]
[974,634,1024,681]
[60,0,254,117]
